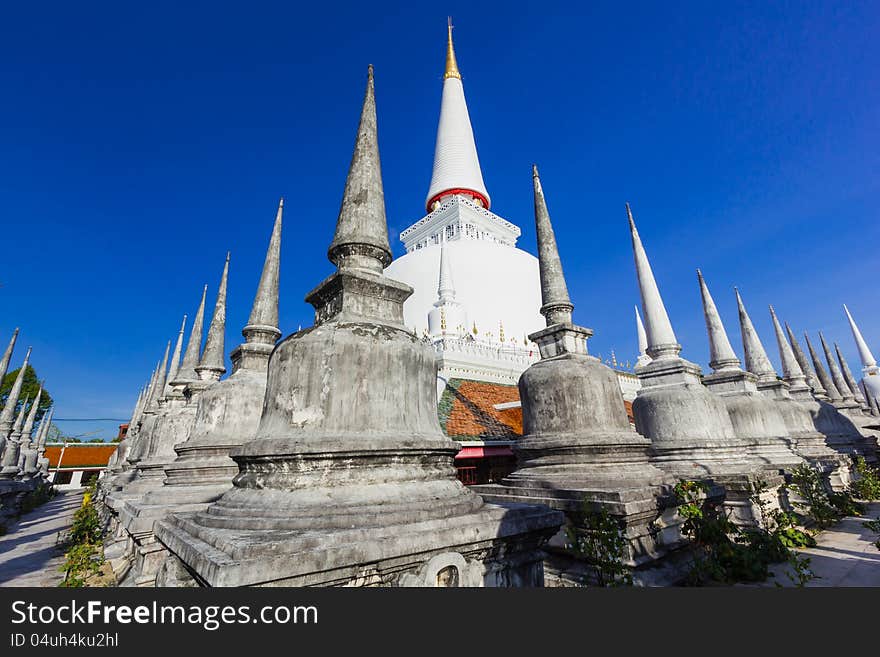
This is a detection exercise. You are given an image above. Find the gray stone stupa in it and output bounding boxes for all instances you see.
[0,346,31,456]
[787,328,871,463]
[155,66,563,587]
[121,267,227,501]
[0,395,30,479]
[473,167,680,583]
[835,342,869,411]
[696,276,800,473]
[626,208,773,526]
[16,382,43,474]
[763,306,849,488]
[121,203,284,586]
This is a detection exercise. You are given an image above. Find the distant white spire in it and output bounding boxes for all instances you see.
[437,241,456,303]
[425,19,490,212]
[843,304,877,369]
[627,205,678,359]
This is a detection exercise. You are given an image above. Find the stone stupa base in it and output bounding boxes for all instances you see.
[154,502,563,587]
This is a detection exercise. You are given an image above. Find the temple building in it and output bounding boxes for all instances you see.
[384,24,638,482]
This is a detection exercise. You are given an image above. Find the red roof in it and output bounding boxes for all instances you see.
[45,444,118,469]
[455,446,514,460]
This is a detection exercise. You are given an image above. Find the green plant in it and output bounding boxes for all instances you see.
[672,479,817,586]
[863,517,880,551]
[566,504,633,587]
[788,463,865,523]
[783,553,818,587]
[851,457,880,501]
[59,482,105,587]
[20,484,55,514]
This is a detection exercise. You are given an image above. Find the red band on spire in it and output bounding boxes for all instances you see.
[427,188,490,212]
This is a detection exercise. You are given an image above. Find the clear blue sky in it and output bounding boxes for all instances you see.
[1,2,877,437]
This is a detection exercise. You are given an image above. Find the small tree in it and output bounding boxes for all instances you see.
[0,365,53,423]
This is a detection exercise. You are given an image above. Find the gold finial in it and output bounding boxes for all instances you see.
[445,17,461,80]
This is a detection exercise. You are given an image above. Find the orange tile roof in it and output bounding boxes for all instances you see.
[44,444,118,469]
[439,379,522,440]
[438,378,636,439]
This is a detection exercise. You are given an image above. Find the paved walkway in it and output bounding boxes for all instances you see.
[767,502,880,586]
[0,490,84,587]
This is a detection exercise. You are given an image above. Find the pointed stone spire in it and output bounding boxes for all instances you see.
[165,314,188,387]
[243,199,283,345]
[735,289,777,383]
[635,306,652,367]
[328,65,392,272]
[11,395,29,436]
[425,21,490,211]
[21,383,43,443]
[786,323,823,396]
[819,332,854,403]
[144,358,163,411]
[437,241,456,303]
[151,340,172,403]
[697,270,740,372]
[769,306,808,390]
[627,204,678,359]
[843,304,877,369]
[0,328,19,385]
[533,166,573,326]
[38,407,53,447]
[835,342,866,404]
[196,253,229,381]
[127,386,145,429]
[806,333,841,401]
[0,346,32,432]
[174,285,208,383]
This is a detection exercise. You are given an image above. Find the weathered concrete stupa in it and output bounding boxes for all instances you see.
[762,306,849,488]
[696,274,801,473]
[626,209,781,525]
[154,67,563,587]
[116,202,284,586]
[784,326,869,463]
[474,168,682,584]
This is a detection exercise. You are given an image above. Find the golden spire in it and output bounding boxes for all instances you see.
[445,17,461,80]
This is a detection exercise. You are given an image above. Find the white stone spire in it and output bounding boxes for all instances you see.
[697,270,740,372]
[769,306,808,390]
[627,204,679,359]
[735,289,777,384]
[835,341,866,405]
[196,252,230,381]
[0,346,31,432]
[428,242,467,337]
[635,306,651,367]
[0,329,18,385]
[843,304,877,369]
[786,323,824,396]
[437,240,455,303]
[819,332,855,403]
[174,285,208,383]
[166,314,188,388]
[425,20,490,212]
[21,383,43,443]
[806,333,841,401]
